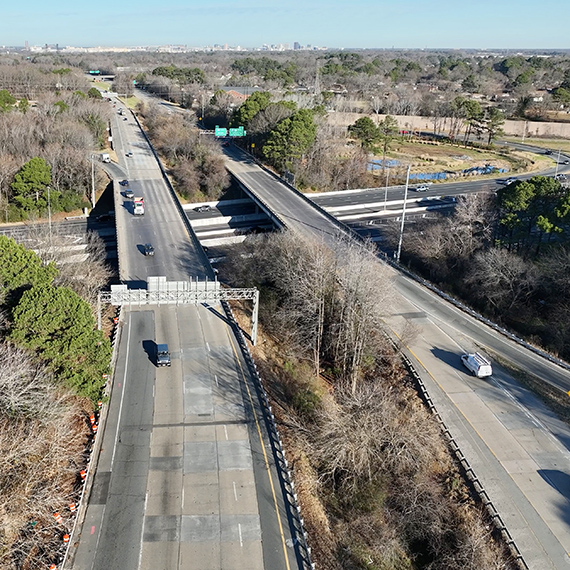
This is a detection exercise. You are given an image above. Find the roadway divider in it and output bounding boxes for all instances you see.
[221,299,316,570]
[390,334,529,570]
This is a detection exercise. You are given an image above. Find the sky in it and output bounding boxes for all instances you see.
[2,0,568,50]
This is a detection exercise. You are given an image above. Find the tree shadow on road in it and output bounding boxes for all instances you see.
[538,469,570,527]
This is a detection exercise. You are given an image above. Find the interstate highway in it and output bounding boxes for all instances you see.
[70,100,300,570]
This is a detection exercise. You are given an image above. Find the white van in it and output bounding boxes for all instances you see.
[461,352,492,378]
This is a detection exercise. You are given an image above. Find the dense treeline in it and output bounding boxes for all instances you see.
[138,101,229,200]
[0,234,112,568]
[0,64,110,220]
[0,236,111,399]
[222,231,515,569]
[389,178,570,359]
[207,90,371,189]
[22,49,570,120]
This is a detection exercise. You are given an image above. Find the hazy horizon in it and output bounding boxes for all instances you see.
[3,0,567,51]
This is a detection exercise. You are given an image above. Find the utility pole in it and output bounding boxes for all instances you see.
[396,165,411,263]
[384,167,389,211]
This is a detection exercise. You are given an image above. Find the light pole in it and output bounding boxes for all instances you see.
[91,154,96,208]
[396,165,411,263]
[384,167,389,211]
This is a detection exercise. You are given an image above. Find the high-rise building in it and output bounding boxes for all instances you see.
[293,42,301,50]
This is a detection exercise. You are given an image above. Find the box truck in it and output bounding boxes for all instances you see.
[133,197,145,215]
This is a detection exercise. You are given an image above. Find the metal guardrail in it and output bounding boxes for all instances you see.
[62,305,123,570]
[222,299,316,570]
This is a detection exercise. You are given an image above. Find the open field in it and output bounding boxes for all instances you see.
[371,140,552,183]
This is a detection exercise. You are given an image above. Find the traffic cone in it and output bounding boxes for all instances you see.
[89,414,96,425]
[69,503,76,513]
[92,424,98,434]
[80,470,86,481]
[63,533,70,544]
[98,401,103,408]
[50,565,57,570]
[53,512,63,525]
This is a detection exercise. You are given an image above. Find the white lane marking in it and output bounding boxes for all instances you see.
[182,487,185,509]
[137,491,149,569]
[215,374,219,387]
[206,342,210,352]
[233,481,238,501]
[224,425,228,440]
[238,523,243,547]
[111,312,132,467]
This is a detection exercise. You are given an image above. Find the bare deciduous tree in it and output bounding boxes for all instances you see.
[465,248,538,313]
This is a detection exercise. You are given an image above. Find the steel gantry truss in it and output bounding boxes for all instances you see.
[98,276,260,344]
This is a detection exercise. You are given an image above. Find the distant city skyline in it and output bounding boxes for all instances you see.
[2,0,568,50]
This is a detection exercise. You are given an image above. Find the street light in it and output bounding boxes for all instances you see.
[384,167,389,211]
[555,149,561,179]
[90,154,96,208]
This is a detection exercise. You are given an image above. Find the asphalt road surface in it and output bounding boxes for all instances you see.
[70,99,299,570]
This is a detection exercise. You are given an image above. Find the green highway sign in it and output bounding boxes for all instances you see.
[214,126,228,137]
[229,126,246,137]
